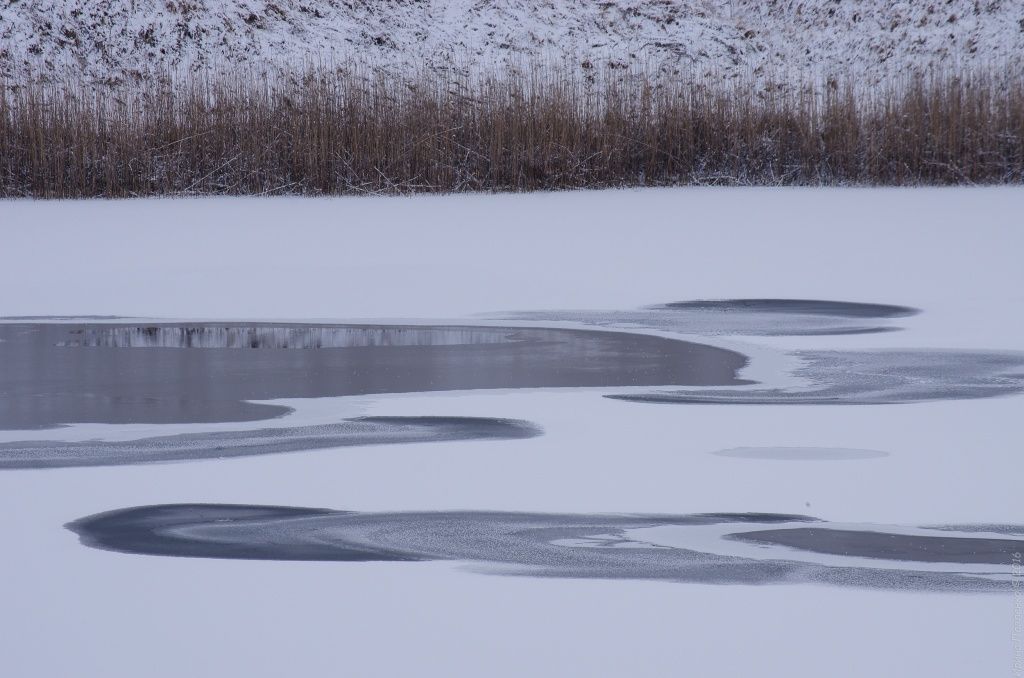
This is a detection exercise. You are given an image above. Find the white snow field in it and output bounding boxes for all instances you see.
[1,187,1023,677]
[3,0,1023,85]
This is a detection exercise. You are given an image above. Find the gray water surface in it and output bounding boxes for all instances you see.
[0,322,748,430]
[506,298,920,336]
[728,527,1022,564]
[610,349,1024,405]
[68,504,1021,592]
[0,416,541,469]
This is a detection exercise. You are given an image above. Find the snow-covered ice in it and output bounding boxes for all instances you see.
[0,186,1022,677]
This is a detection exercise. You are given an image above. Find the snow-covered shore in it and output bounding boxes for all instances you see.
[3,1,1022,86]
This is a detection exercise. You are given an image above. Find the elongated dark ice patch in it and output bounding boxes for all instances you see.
[662,299,918,318]
[0,417,541,470]
[0,322,747,430]
[729,527,1022,564]
[68,505,1022,592]
[507,298,919,336]
[69,505,417,562]
[611,350,1024,405]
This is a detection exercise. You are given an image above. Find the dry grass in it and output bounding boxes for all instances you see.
[1,67,1022,197]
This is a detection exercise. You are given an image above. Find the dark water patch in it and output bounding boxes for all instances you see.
[729,528,1022,565]
[506,298,919,336]
[611,349,1024,405]
[68,504,416,562]
[662,299,918,318]
[924,525,1024,537]
[714,447,889,460]
[0,322,747,430]
[0,416,541,470]
[68,505,1021,592]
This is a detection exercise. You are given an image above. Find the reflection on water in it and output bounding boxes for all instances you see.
[57,325,519,349]
[6,299,1022,597]
[0,322,748,430]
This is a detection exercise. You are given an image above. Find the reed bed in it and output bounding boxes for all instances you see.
[1,67,1022,197]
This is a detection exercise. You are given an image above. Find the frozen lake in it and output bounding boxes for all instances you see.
[1,187,1022,677]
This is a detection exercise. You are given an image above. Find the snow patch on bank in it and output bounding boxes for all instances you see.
[2,1,1021,85]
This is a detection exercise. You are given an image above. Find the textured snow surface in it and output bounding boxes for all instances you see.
[2,0,1022,85]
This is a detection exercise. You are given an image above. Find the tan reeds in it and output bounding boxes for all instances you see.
[1,66,1021,197]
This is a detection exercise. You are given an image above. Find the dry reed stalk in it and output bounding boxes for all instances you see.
[0,67,1021,198]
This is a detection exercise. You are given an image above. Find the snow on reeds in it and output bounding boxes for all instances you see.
[1,66,1021,197]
